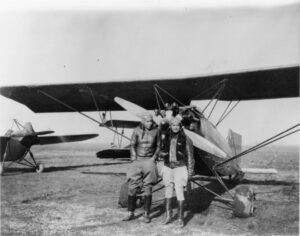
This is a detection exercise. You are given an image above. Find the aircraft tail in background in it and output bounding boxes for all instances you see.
[227,129,242,160]
[227,129,278,174]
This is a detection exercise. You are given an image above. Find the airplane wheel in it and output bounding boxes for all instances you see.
[0,165,3,176]
[36,164,44,173]
[232,185,255,218]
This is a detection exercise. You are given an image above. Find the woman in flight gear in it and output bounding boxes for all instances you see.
[160,117,194,227]
[123,112,160,223]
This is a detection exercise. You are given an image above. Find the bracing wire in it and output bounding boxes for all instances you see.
[214,124,300,169]
[154,84,186,106]
[154,87,162,111]
[216,101,232,125]
[87,86,104,123]
[207,99,219,119]
[192,79,228,101]
[37,89,130,141]
[202,83,226,114]
[216,100,240,126]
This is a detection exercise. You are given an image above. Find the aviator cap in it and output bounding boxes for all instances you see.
[170,117,182,126]
[141,111,153,121]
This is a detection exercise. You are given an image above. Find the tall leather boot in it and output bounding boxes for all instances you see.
[162,198,172,225]
[122,195,136,221]
[143,195,152,223]
[176,200,184,228]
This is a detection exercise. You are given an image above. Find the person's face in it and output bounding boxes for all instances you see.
[171,123,181,134]
[143,117,153,130]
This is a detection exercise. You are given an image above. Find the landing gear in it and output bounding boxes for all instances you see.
[9,150,46,174]
[28,151,45,173]
[229,171,245,183]
[232,185,255,218]
[35,163,44,173]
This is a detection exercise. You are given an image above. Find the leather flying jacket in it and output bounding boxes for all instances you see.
[130,124,160,160]
[160,128,195,176]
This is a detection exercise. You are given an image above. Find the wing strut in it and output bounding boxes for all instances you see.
[153,84,203,118]
[202,82,226,114]
[86,86,105,123]
[37,89,130,141]
[215,100,240,127]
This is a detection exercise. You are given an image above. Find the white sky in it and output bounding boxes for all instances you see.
[0,0,299,146]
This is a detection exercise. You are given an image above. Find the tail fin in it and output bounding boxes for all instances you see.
[23,122,35,135]
[227,129,242,164]
[227,129,242,166]
[9,122,35,137]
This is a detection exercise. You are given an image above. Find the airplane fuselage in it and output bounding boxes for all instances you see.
[1,138,29,162]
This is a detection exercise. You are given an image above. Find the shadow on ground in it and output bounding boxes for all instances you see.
[1,162,129,175]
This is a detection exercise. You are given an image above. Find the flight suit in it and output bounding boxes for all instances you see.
[127,124,160,196]
[124,123,160,223]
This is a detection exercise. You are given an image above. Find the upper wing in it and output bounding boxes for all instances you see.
[37,134,98,145]
[101,120,140,129]
[0,66,298,113]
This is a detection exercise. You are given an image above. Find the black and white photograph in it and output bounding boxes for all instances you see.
[0,0,299,235]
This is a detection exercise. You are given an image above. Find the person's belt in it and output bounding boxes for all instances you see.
[136,156,153,160]
[166,162,186,169]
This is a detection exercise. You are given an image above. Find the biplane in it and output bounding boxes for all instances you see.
[0,65,299,216]
[0,119,98,175]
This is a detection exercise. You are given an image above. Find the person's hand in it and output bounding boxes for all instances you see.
[188,172,194,180]
[150,156,157,163]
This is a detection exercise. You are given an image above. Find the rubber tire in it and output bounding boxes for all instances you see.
[36,164,44,173]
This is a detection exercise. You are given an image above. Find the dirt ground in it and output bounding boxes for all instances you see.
[1,143,299,235]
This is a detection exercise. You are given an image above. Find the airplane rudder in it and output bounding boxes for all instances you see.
[227,129,242,157]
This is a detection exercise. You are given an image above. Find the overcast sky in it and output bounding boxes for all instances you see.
[0,0,299,146]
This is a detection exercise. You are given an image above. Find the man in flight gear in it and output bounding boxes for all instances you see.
[122,112,160,223]
[160,117,194,227]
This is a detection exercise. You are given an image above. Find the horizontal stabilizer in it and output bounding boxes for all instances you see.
[241,168,278,174]
[36,130,55,135]
[38,134,98,145]
[96,148,130,159]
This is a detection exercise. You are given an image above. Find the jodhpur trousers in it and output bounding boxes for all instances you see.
[127,158,158,196]
[162,165,188,201]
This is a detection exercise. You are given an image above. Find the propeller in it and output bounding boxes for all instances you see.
[114,97,147,118]
[114,97,161,124]
[114,96,227,158]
